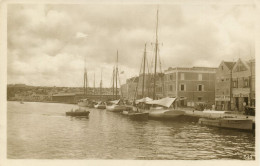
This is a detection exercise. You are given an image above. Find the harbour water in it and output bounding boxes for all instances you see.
[7,101,255,160]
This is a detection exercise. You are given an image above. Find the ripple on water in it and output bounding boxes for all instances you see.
[7,101,255,159]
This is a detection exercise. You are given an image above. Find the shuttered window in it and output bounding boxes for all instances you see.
[180,84,186,91]
[197,84,204,91]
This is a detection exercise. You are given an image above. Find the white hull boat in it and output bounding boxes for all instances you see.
[94,101,106,109]
[149,109,184,119]
[199,117,253,131]
[106,105,126,112]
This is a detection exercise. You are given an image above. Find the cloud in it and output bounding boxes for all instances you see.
[76,32,88,39]
[7,3,256,87]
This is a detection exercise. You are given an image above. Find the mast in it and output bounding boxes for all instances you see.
[153,8,159,100]
[86,69,88,97]
[100,69,102,99]
[115,50,118,99]
[84,57,87,97]
[142,44,147,98]
[84,71,86,96]
[112,66,115,99]
[93,73,95,95]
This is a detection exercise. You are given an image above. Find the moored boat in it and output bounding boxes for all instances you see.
[94,101,106,109]
[78,98,89,107]
[199,117,253,131]
[143,8,185,120]
[122,106,149,119]
[66,107,90,117]
[128,111,149,120]
[146,97,185,119]
[106,99,126,112]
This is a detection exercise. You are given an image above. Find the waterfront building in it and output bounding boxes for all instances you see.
[231,58,255,111]
[164,67,217,107]
[136,73,158,99]
[121,76,139,101]
[121,74,164,101]
[215,61,235,110]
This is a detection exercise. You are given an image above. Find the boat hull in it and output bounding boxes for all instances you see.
[78,102,89,107]
[66,111,90,117]
[94,105,106,109]
[106,105,126,112]
[199,118,253,130]
[122,110,129,115]
[128,112,149,120]
[148,109,185,119]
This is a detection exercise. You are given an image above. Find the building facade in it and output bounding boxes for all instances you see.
[121,76,139,101]
[164,67,217,107]
[215,61,235,110]
[231,59,255,111]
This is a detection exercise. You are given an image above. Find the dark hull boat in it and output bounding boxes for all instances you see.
[66,107,90,117]
[122,106,149,120]
[66,111,90,117]
[128,112,149,120]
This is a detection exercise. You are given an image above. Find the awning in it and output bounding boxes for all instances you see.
[146,97,176,108]
[135,97,153,104]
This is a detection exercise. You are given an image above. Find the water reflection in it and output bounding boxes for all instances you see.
[7,101,255,160]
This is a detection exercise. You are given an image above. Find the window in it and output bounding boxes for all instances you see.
[180,73,185,80]
[180,84,185,91]
[170,75,173,80]
[198,84,203,91]
[198,74,202,81]
[221,66,224,70]
[233,81,237,88]
[198,97,202,101]
[244,79,249,87]
[156,87,162,92]
[169,85,173,91]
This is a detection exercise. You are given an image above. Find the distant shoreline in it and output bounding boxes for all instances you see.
[7,100,76,105]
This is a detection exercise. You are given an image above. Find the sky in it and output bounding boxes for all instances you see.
[7,2,256,87]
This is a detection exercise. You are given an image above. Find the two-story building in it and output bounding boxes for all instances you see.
[164,67,217,107]
[231,59,255,111]
[215,61,235,110]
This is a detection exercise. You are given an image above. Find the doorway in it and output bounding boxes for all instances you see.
[235,97,239,110]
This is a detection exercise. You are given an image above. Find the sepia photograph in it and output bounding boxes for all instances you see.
[0,0,259,165]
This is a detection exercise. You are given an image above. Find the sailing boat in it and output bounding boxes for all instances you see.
[94,69,106,109]
[78,58,89,107]
[87,73,96,108]
[106,50,126,112]
[124,44,149,119]
[147,8,184,119]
